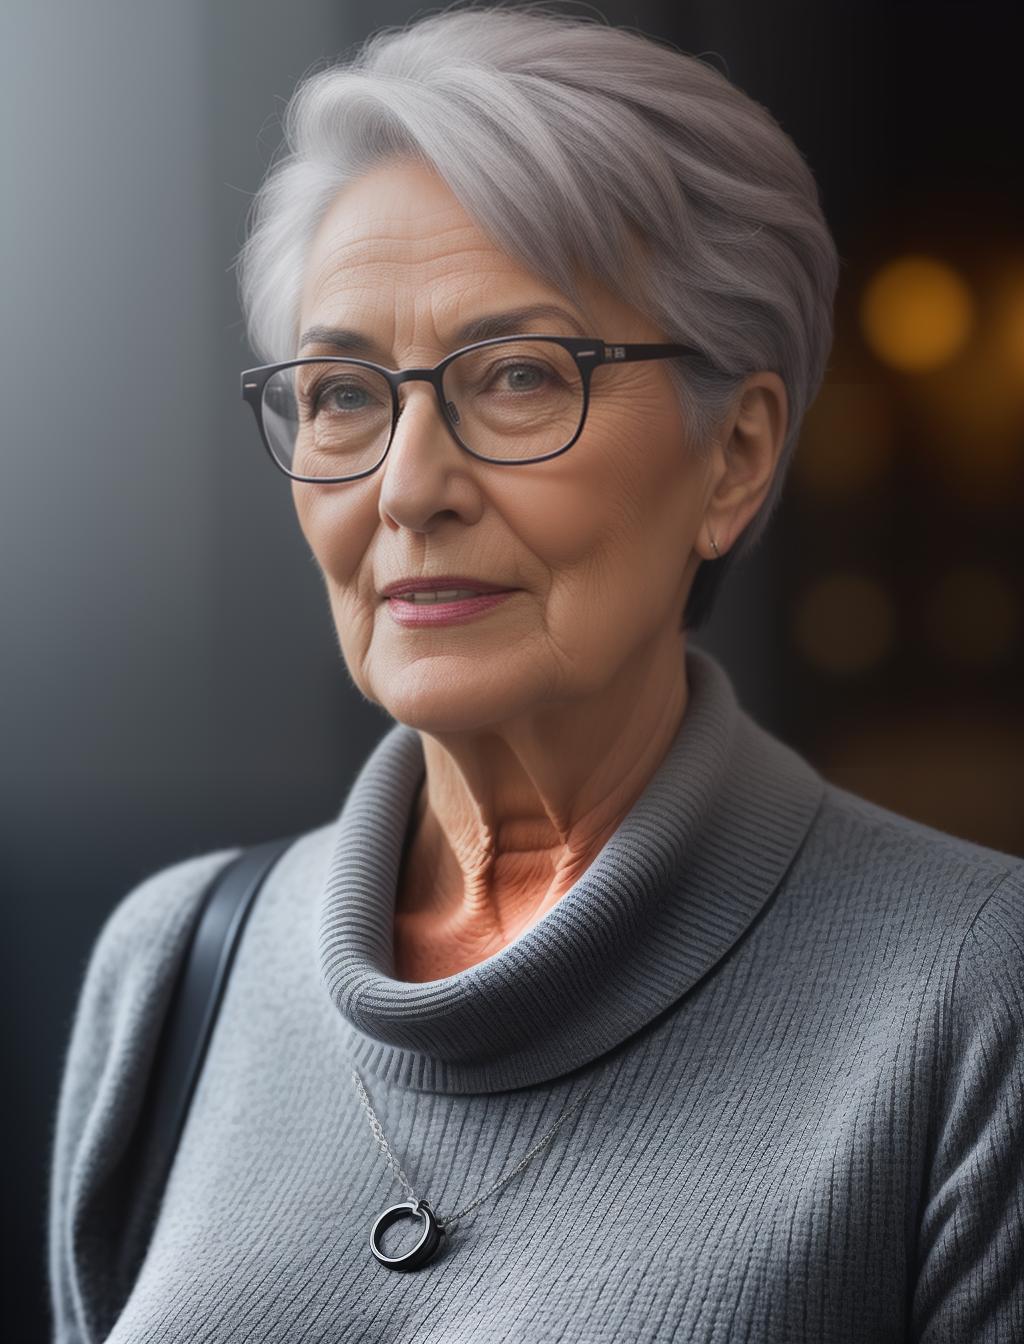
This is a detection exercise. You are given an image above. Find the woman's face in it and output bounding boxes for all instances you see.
[293,159,718,734]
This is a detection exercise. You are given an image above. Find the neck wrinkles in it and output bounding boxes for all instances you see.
[394,653,690,980]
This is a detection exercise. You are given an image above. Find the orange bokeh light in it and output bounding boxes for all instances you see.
[860,255,975,372]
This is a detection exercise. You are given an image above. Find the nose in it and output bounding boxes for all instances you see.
[376,379,481,532]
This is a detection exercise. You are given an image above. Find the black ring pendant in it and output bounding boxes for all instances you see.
[369,1199,446,1270]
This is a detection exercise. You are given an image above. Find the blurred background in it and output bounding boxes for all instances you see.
[3,0,1022,1336]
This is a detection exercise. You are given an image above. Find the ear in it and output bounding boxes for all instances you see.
[698,372,788,560]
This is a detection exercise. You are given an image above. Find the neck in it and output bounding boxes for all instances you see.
[393,630,690,980]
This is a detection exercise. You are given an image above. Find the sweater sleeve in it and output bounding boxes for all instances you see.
[912,862,1024,1343]
[46,846,241,1344]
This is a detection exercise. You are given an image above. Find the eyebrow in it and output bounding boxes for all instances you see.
[298,303,589,358]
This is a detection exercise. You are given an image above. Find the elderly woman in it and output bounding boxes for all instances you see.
[48,7,1023,1343]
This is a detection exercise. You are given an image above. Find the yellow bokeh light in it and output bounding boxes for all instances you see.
[860,255,975,372]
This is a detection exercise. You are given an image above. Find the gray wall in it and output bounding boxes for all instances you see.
[3,4,363,1336]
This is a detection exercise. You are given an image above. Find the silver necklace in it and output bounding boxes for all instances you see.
[351,1060,612,1270]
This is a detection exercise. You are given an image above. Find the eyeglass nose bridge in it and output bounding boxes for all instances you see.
[389,365,466,440]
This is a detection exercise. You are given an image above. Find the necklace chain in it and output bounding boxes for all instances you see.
[351,1060,612,1232]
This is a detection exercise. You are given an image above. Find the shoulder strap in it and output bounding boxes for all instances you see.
[144,833,300,1177]
[113,833,299,1305]
[120,833,295,1252]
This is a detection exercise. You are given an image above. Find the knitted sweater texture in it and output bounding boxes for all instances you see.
[47,645,1024,1342]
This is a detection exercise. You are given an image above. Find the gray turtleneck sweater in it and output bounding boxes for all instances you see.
[48,646,1024,1342]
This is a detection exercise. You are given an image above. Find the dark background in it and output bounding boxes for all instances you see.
[4,1,1022,1337]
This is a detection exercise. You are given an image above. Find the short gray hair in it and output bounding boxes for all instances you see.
[235,2,839,630]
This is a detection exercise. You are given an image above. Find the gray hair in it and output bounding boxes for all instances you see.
[235,2,839,630]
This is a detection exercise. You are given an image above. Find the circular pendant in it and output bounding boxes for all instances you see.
[369,1198,446,1270]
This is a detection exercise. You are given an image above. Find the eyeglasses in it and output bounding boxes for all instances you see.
[240,334,710,483]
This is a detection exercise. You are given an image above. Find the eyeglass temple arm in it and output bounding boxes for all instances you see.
[597,341,711,365]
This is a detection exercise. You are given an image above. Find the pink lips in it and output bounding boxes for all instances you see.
[385,591,516,627]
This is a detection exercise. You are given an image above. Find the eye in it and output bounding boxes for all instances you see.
[485,360,560,394]
[302,373,386,417]
[500,363,544,391]
[320,381,370,412]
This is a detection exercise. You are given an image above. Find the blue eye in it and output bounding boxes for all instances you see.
[482,360,560,395]
[325,383,369,411]
[502,363,544,391]
[309,376,384,416]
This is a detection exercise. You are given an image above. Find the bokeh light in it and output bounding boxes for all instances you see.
[860,255,975,372]
[792,571,896,675]
[991,261,1024,382]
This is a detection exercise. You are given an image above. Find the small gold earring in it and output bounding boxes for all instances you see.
[709,532,721,559]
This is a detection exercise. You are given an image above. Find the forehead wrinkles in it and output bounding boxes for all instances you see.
[307,241,525,314]
[306,197,508,284]
[306,169,517,281]
[301,218,545,355]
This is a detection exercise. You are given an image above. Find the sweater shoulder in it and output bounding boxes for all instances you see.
[48,822,336,1344]
[953,860,1024,1022]
[48,844,242,1342]
[94,846,244,974]
[801,779,1024,929]
[90,820,336,983]
[63,844,250,1094]
[817,779,1022,872]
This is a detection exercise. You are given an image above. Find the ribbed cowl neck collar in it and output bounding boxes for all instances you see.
[317,644,824,1094]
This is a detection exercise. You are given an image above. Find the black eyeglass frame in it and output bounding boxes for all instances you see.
[240,333,712,484]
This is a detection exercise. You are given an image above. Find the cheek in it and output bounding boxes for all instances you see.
[292,483,377,632]
[598,398,702,564]
[294,482,364,568]
[497,399,693,590]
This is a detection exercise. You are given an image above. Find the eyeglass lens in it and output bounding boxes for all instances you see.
[259,339,585,479]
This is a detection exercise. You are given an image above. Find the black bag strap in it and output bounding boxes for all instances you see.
[134,844,291,1214]
[144,833,300,1178]
[113,832,300,1307]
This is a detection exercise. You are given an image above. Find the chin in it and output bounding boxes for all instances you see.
[381,697,513,737]
[376,668,538,737]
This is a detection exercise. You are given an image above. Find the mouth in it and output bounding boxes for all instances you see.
[384,589,518,626]
[386,586,510,605]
